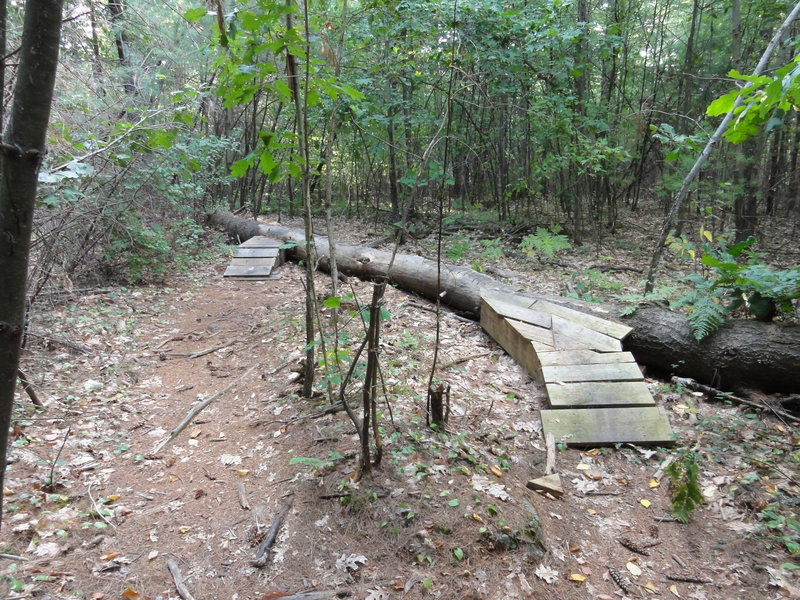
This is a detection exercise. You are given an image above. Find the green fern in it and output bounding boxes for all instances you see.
[664,450,703,523]
[615,286,679,316]
[520,225,572,259]
[672,275,729,340]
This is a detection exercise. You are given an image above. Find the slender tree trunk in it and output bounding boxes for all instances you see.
[644,0,800,292]
[0,0,65,529]
[107,0,135,96]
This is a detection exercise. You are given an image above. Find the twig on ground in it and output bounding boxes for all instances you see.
[439,352,490,370]
[17,368,44,407]
[167,558,197,600]
[153,361,265,453]
[672,376,799,425]
[252,496,294,567]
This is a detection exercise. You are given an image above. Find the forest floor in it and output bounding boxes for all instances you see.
[2,211,799,600]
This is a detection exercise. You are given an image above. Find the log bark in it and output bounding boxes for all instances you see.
[208,211,800,393]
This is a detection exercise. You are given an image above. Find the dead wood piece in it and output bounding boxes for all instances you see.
[439,352,490,370]
[252,497,294,567]
[427,383,450,428]
[153,361,264,453]
[544,431,556,475]
[17,368,44,407]
[273,592,347,600]
[166,558,197,600]
[672,376,800,424]
[588,263,643,274]
[666,571,713,584]
[238,483,251,510]
[189,340,242,359]
[0,553,28,561]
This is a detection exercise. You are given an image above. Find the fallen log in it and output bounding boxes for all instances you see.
[208,211,800,393]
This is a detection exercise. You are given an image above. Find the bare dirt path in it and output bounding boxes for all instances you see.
[2,251,796,599]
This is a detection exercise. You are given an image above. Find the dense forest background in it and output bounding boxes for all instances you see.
[5,0,798,298]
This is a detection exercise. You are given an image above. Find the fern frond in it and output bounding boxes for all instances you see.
[685,296,728,340]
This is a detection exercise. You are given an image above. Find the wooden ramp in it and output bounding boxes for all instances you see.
[223,236,283,280]
[480,291,674,447]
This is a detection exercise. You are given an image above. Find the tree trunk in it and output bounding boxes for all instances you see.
[208,211,800,394]
[0,0,65,528]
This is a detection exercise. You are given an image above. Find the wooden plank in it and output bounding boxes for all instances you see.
[480,300,542,377]
[541,406,674,446]
[480,289,534,310]
[550,333,595,351]
[241,236,282,248]
[542,362,643,384]
[229,257,276,268]
[531,341,556,355]
[233,248,279,258]
[506,318,554,346]
[551,315,622,352]
[224,265,275,277]
[537,350,636,367]
[530,299,632,340]
[481,294,552,329]
[545,381,655,408]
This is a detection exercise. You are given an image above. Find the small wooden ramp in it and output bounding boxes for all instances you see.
[223,236,283,280]
[480,291,674,447]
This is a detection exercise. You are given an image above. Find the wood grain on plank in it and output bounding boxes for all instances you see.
[531,298,632,340]
[550,315,622,352]
[546,380,655,408]
[480,300,543,377]
[541,406,674,446]
[233,248,280,258]
[537,350,636,367]
[481,294,552,329]
[542,362,644,383]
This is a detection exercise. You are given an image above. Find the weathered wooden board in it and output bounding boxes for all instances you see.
[229,257,276,268]
[551,315,622,352]
[537,350,636,367]
[546,381,655,408]
[481,294,552,329]
[224,265,275,277]
[530,298,632,340]
[241,236,282,248]
[233,248,280,258]
[506,318,554,346]
[542,362,644,384]
[480,300,543,376]
[541,406,674,446]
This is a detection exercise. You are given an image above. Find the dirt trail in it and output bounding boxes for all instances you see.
[2,255,794,599]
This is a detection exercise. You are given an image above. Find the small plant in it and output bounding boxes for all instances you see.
[673,236,800,339]
[664,449,703,523]
[520,225,572,259]
[446,234,471,261]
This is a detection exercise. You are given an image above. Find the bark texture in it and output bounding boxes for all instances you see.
[0,0,65,527]
[209,211,800,393]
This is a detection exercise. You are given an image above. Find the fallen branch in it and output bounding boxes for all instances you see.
[671,376,800,425]
[252,496,294,567]
[17,368,44,407]
[238,482,251,510]
[153,361,264,453]
[188,340,242,359]
[439,352,490,370]
[166,558,197,600]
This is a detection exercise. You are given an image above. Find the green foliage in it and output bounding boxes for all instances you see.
[445,235,471,261]
[708,57,800,143]
[673,236,800,339]
[520,225,572,259]
[664,450,703,523]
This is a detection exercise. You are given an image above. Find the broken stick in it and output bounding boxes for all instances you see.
[153,361,264,453]
[252,496,294,567]
[166,558,197,600]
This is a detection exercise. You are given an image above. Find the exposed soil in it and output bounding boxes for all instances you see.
[2,214,799,600]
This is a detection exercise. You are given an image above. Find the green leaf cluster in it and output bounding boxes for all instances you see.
[520,225,572,259]
[664,450,703,523]
[707,58,800,143]
[673,237,800,339]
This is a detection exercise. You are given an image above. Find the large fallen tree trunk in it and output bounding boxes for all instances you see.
[209,211,800,393]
